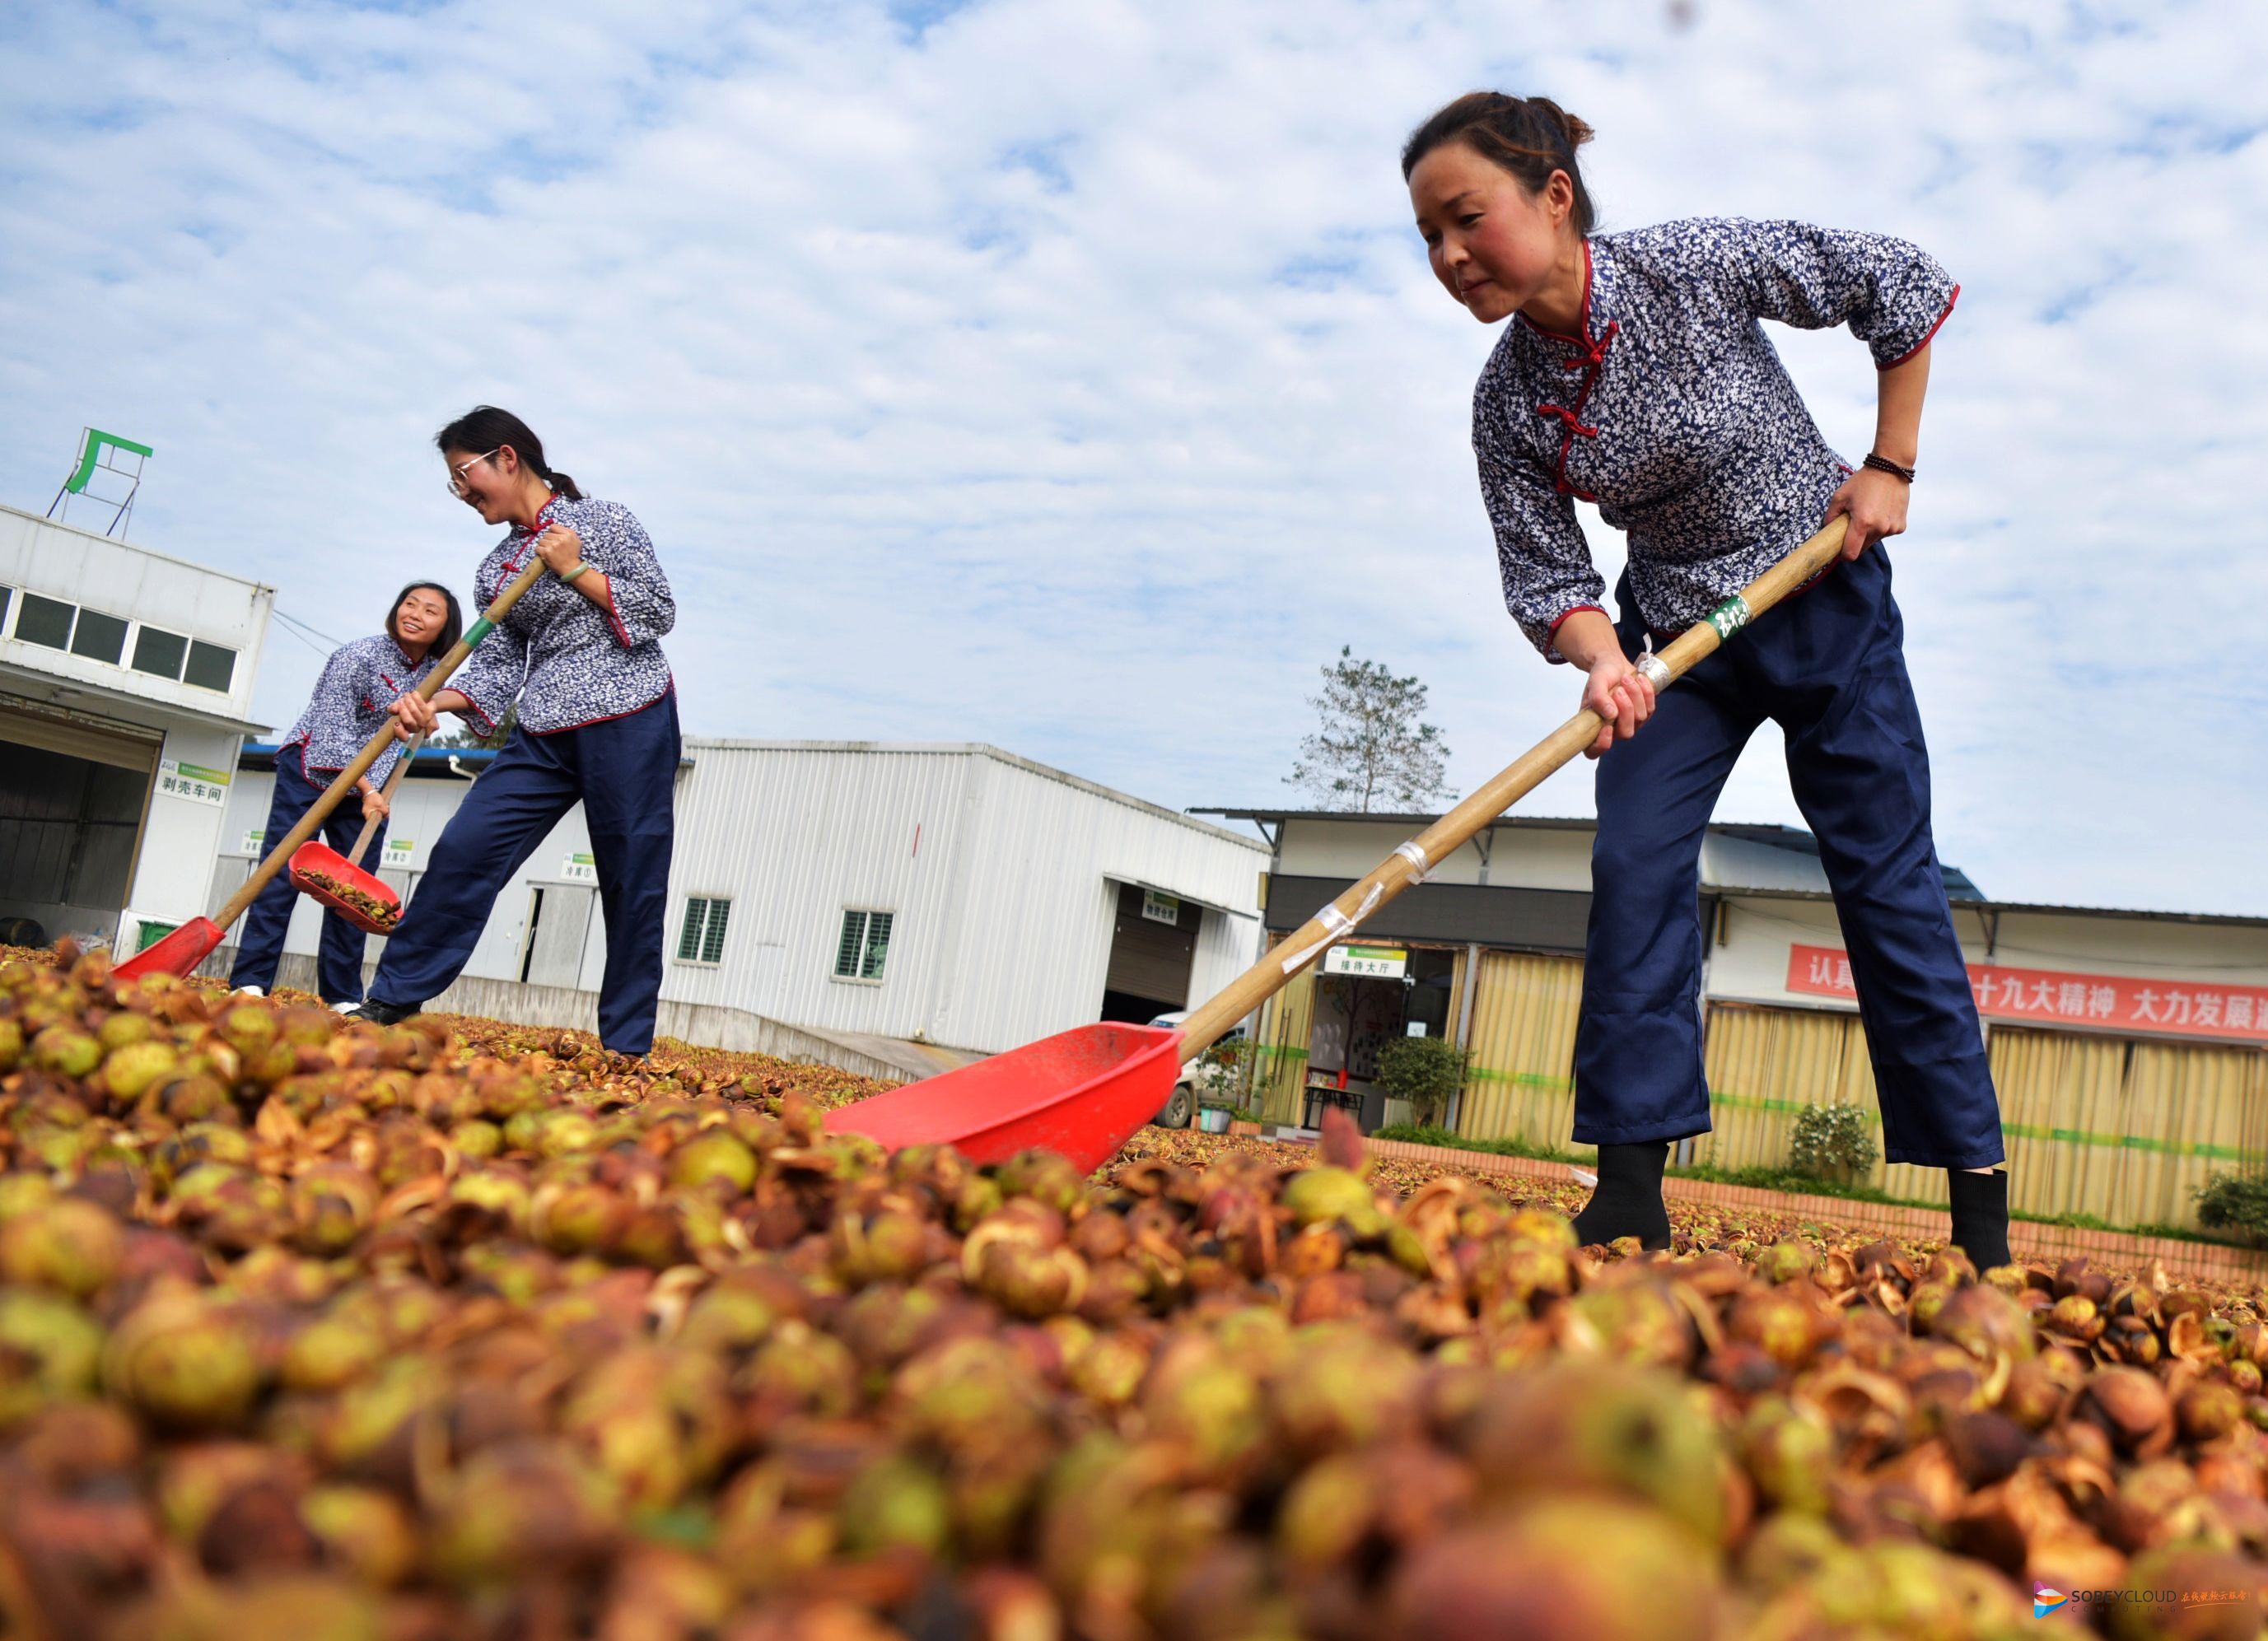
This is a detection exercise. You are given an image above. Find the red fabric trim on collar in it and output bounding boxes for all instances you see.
[1516,238,1598,349]
[500,499,561,574]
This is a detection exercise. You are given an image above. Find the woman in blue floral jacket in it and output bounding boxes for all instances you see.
[352,406,681,1057]
[1406,92,2009,1266]
[231,583,457,1008]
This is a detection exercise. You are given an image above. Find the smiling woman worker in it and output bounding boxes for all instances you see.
[348,407,681,1058]
[1405,93,2009,1269]
[231,583,460,1009]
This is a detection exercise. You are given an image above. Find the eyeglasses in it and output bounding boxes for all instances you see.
[446,448,502,497]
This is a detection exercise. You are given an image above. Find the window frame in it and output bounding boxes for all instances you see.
[14,592,76,650]
[674,894,733,968]
[183,637,237,692]
[131,623,190,681]
[68,605,130,664]
[831,907,894,986]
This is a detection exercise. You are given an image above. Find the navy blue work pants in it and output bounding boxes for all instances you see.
[229,744,385,1005]
[1575,547,2004,1169]
[369,691,680,1055]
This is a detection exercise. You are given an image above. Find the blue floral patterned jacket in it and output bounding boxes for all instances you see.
[282,635,438,783]
[453,496,677,735]
[1472,217,1958,660]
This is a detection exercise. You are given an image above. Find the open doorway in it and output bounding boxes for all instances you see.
[1302,944,1457,1131]
[0,717,156,947]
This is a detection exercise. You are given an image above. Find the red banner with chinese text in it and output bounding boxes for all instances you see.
[1784,944,2268,1045]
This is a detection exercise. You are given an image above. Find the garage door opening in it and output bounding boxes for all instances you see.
[1,716,156,947]
[1099,882,1198,1023]
[519,883,597,988]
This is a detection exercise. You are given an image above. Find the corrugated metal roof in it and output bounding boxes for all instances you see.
[1197,807,2264,931]
[696,740,1265,852]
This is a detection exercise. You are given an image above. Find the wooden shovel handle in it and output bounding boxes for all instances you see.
[212,554,551,932]
[1177,519,1851,1058]
[343,730,426,869]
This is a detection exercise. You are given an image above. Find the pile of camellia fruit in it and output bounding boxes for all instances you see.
[2,943,2266,1639]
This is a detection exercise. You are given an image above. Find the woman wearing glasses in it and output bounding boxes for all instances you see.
[232,583,460,1009]
[350,406,682,1058]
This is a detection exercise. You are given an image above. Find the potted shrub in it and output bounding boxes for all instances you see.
[1787,1104,1878,1189]
[1191,1039,1255,1134]
[2196,1172,2268,1247]
[1374,1036,1469,1133]
[1226,1105,1263,1137]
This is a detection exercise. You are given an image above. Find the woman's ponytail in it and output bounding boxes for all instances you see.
[435,405,583,501]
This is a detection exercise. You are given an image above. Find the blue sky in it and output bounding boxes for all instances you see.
[2,0,2262,914]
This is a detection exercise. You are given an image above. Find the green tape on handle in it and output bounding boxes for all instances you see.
[1705,595,1752,641]
[464,616,495,648]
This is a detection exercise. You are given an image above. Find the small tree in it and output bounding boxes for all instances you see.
[1374,1036,1468,1130]
[2196,1172,2268,1246]
[1285,646,1454,813]
[1788,1105,1878,1186]
[1190,1038,1257,1109]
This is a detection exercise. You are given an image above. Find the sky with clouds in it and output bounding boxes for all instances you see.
[2,0,2262,916]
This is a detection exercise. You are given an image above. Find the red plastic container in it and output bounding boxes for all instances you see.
[824,1022,1183,1172]
[287,841,403,935]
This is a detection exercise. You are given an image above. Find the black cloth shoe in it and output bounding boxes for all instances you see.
[1948,1167,2013,1270]
[1572,1141,1674,1251]
[345,999,420,1027]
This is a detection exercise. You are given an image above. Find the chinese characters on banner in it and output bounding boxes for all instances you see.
[1323,944,1409,980]
[1785,944,2268,1045]
[156,759,229,808]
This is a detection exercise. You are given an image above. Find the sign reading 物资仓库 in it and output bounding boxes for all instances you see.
[1786,944,2268,1044]
[1141,889,1180,925]
[1324,944,1408,980]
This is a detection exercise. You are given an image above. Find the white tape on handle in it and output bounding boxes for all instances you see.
[1394,840,1432,883]
[1279,881,1384,974]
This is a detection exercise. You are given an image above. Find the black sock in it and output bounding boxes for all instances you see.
[1947,1168,2012,1271]
[1572,1142,1673,1251]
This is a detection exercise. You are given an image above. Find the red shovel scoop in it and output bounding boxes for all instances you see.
[823,1022,1182,1173]
[288,731,425,935]
[826,524,1850,1171]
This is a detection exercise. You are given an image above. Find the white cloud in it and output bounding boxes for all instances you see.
[2,0,2262,913]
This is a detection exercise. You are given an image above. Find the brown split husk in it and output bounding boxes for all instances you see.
[296,871,402,933]
[1,940,2265,1639]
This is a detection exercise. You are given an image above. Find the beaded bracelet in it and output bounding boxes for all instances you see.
[1862,452,1916,483]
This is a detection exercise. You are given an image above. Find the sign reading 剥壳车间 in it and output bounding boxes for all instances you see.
[157,760,229,807]
[1786,943,2268,1044]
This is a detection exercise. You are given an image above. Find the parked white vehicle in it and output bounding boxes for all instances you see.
[1143,1010,1248,1130]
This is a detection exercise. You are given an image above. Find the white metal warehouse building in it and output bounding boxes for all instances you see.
[208,739,1267,1079]
[0,501,273,953]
